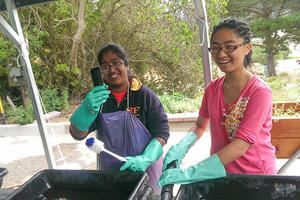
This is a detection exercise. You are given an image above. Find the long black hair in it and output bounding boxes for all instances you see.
[211,18,253,67]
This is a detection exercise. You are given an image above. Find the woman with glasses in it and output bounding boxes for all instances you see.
[159,18,277,187]
[69,43,169,195]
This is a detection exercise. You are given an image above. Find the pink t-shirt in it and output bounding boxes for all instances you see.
[199,74,277,174]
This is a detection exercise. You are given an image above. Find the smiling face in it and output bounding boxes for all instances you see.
[211,28,252,73]
[101,50,129,91]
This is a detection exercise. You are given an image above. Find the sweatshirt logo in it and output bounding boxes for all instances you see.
[127,106,140,117]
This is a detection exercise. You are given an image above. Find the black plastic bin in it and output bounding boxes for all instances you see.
[175,173,300,200]
[0,168,8,189]
[6,169,149,200]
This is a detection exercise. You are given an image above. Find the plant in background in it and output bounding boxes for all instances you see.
[252,45,291,66]
[264,72,300,101]
[225,0,300,77]
[54,63,81,92]
[40,88,64,112]
[61,89,70,110]
[40,87,70,112]
[6,104,35,125]
[5,87,68,124]
[158,92,203,114]
[273,103,300,118]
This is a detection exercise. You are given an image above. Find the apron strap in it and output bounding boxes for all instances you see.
[126,82,130,109]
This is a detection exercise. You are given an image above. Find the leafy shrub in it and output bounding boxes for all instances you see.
[251,46,291,66]
[40,88,64,112]
[252,46,267,65]
[61,89,70,110]
[273,103,300,117]
[5,87,68,124]
[158,92,202,114]
[264,72,300,101]
[6,104,35,125]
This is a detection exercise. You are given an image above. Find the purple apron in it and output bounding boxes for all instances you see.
[97,111,163,195]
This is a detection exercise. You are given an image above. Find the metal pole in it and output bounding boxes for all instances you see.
[193,0,212,87]
[277,148,300,175]
[2,0,56,169]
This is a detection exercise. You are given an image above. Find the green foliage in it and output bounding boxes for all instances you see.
[158,92,203,114]
[6,104,35,125]
[264,72,300,101]
[0,36,18,95]
[273,103,300,117]
[252,45,267,65]
[207,0,229,29]
[0,36,17,68]
[5,88,68,124]
[1,0,229,100]
[99,0,206,96]
[225,0,300,76]
[40,88,64,112]
[61,89,70,110]
[250,15,300,55]
[275,49,292,61]
[54,63,81,89]
[252,45,291,67]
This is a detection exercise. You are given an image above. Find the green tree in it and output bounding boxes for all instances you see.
[0,0,228,104]
[226,0,300,77]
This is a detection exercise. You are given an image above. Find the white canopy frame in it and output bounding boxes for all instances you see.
[0,0,56,169]
[193,0,212,87]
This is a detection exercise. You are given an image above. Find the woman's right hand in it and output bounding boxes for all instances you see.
[70,85,110,131]
[85,85,110,113]
[162,132,198,171]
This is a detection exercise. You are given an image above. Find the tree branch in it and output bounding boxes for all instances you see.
[69,0,87,69]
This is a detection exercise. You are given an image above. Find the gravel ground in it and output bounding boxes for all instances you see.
[1,127,300,191]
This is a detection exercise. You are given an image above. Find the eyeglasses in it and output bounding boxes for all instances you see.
[100,61,124,73]
[208,42,248,54]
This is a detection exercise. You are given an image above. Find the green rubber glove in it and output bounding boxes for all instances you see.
[158,154,226,186]
[120,139,163,172]
[162,132,197,171]
[70,85,110,131]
